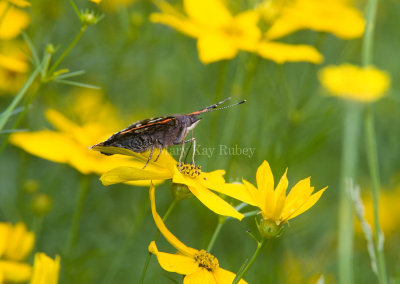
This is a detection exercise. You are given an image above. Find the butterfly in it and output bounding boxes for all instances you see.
[91,97,246,169]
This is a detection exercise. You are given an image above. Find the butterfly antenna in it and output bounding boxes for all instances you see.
[199,100,246,114]
[190,97,246,115]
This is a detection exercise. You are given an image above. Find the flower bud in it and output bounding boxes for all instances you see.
[23,179,39,193]
[257,218,285,239]
[31,194,53,216]
[170,183,192,201]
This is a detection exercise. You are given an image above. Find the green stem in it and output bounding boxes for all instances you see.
[338,101,362,284]
[361,0,387,281]
[48,26,87,76]
[0,87,40,155]
[66,174,90,253]
[140,197,178,284]
[361,0,378,66]
[365,107,387,284]
[0,67,40,131]
[233,238,265,284]
[206,217,227,252]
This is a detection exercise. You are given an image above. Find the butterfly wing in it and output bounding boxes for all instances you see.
[92,116,179,154]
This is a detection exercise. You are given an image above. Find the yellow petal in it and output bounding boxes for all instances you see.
[173,170,243,220]
[213,267,248,284]
[29,253,60,284]
[241,179,262,208]
[266,0,365,40]
[0,53,28,73]
[0,223,11,257]
[6,0,30,7]
[318,64,391,102]
[150,13,201,38]
[100,166,172,185]
[256,161,274,213]
[149,184,198,256]
[10,131,76,165]
[187,182,244,220]
[0,3,30,39]
[0,260,31,282]
[280,177,313,221]
[272,169,288,221]
[148,242,198,275]
[197,32,238,64]
[287,187,327,220]
[5,222,34,261]
[183,0,232,28]
[183,268,216,284]
[45,109,78,134]
[231,10,261,52]
[257,41,323,64]
[199,170,255,205]
[199,170,225,185]
[213,182,256,207]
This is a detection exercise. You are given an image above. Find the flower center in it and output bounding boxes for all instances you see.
[223,24,243,38]
[177,163,202,178]
[194,250,219,272]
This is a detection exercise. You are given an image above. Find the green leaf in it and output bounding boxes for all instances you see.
[53,79,101,89]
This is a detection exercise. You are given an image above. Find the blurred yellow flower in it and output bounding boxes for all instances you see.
[6,0,30,7]
[30,253,60,284]
[100,0,136,12]
[318,64,391,102]
[263,0,365,40]
[148,184,248,283]
[151,0,261,64]
[0,2,30,39]
[0,41,29,94]
[242,161,326,225]
[256,41,323,64]
[97,146,249,220]
[359,185,400,236]
[90,0,101,4]
[10,91,153,185]
[0,222,34,283]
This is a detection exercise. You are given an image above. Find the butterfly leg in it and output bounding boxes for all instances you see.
[191,136,196,166]
[178,141,185,171]
[143,145,154,169]
[154,147,162,162]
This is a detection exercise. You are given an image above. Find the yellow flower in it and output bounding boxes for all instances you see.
[151,0,324,64]
[263,0,365,40]
[90,0,101,4]
[357,184,400,236]
[242,161,326,226]
[10,91,153,185]
[6,0,30,7]
[0,41,29,94]
[148,184,248,283]
[151,0,261,64]
[100,0,136,12]
[318,64,391,102]
[0,2,30,39]
[0,222,34,283]
[97,146,250,220]
[256,41,323,64]
[29,253,60,284]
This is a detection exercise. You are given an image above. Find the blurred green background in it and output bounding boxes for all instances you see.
[1,0,400,283]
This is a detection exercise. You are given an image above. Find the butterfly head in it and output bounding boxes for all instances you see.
[185,115,202,131]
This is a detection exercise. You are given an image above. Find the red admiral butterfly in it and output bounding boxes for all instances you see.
[91,97,245,168]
